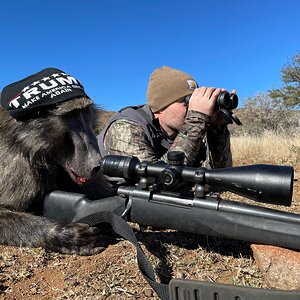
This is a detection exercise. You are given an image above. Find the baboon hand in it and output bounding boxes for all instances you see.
[48,222,110,256]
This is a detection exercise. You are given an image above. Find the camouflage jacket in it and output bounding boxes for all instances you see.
[100,105,232,169]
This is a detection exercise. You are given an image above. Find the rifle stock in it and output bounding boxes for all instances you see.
[44,186,300,250]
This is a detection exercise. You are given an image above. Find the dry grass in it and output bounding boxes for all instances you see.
[231,131,300,165]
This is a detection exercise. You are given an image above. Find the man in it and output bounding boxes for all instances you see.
[98,66,232,173]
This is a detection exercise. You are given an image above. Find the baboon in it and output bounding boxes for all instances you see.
[0,68,116,255]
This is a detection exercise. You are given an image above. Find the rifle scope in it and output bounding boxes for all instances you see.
[101,152,294,206]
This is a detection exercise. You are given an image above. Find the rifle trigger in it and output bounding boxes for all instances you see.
[121,197,133,219]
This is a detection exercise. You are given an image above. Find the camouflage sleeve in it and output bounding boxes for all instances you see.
[103,119,158,162]
[207,124,232,168]
[166,110,232,168]
[166,110,210,166]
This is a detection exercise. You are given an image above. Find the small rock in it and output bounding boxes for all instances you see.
[251,244,300,290]
[144,288,153,297]
[175,271,187,279]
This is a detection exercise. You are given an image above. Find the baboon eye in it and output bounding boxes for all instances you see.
[63,107,90,119]
[79,106,91,117]
[64,132,75,154]
[62,110,78,119]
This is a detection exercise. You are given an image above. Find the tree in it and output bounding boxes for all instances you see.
[231,92,300,136]
[243,93,295,134]
[231,52,300,137]
[269,52,300,108]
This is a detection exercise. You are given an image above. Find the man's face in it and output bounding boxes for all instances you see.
[159,99,188,137]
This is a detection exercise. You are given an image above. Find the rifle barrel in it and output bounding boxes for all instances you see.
[118,186,300,250]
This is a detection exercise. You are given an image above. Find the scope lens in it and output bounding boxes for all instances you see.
[101,155,140,180]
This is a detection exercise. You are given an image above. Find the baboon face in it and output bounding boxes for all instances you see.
[44,97,102,185]
[0,68,105,188]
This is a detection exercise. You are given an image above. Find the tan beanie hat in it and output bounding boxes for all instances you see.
[147,66,198,112]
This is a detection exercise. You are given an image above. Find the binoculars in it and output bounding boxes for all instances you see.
[185,91,242,125]
[217,91,242,125]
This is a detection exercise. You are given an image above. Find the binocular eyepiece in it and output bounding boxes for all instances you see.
[217,92,238,110]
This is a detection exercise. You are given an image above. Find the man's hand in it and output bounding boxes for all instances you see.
[188,87,223,116]
[188,87,236,120]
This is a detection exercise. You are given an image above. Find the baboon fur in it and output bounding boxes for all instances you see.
[0,97,116,255]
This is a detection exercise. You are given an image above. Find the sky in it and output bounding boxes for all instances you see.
[0,0,299,111]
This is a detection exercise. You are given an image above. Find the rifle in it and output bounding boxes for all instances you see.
[43,151,300,300]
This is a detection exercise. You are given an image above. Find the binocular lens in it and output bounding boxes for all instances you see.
[217,92,231,109]
[230,94,238,109]
[216,92,239,110]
